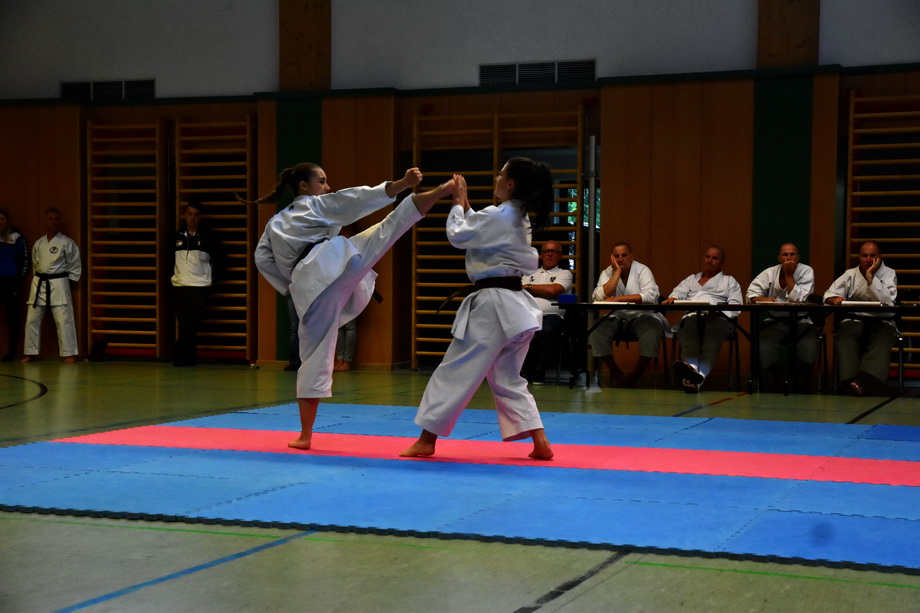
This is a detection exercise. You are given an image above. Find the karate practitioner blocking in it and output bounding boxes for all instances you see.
[248,164,454,450]
[401,158,555,460]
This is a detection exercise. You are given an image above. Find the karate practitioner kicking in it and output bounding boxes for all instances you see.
[401,158,555,460]
[249,163,454,450]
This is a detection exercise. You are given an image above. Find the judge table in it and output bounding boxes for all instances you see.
[556,301,914,395]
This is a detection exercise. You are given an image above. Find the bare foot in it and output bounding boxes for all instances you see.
[20,356,35,363]
[399,440,436,457]
[400,430,438,457]
[63,356,78,364]
[528,428,554,460]
[333,359,351,372]
[288,435,312,450]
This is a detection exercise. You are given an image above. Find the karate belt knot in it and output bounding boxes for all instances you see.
[436,276,523,314]
[33,271,70,307]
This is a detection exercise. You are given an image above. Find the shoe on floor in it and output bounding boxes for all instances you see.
[673,361,704,385]
[682,378,700,394]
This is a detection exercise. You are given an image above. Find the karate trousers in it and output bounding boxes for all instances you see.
[415,292,545,442]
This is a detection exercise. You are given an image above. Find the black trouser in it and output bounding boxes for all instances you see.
[0,276,22,358]
[173,286,210,365]
[521,314,564,379]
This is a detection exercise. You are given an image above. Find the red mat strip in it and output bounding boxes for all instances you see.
[53,425,920,487]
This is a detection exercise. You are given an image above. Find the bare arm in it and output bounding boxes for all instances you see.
[386,168,423,198]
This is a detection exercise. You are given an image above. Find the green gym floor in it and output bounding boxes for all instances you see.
[1,361,919,612]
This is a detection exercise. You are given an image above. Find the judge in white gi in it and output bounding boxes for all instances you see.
[520,239,573,385]
[747,243,819,382]
[589,242,667,387]
[824,240,899,396]
[663,246,743,393]
[22,208,82,363]
[250,163,454,450]
[401,158,555,461]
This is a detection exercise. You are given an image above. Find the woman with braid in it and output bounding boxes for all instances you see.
[401,158,555,460]
[246,163,454,450]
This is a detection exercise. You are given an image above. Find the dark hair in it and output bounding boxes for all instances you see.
[239,162,322,206]
[186,195,205,213]
[505,157,553,232]
[612,242,632,254]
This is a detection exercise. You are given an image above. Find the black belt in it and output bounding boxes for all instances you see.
[294,238,327,266]
[436,276,523,313]
[294,238,383,304]
[34,272,69,307]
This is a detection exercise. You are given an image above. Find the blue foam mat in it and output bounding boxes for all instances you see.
[2,408,920,571]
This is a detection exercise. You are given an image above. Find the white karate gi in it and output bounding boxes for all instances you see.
[669,271,743,378]
[254,183,422,398]
[823,262,898,382]
[414,200,545,441]
[746,263,818,368]
[589,261,667,358]
[24,232,82,357]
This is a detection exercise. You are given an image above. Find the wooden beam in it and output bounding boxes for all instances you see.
[279,0,331,90]
[757,0,820,68]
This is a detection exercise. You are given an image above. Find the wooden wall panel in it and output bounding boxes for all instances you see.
[0,105,83,358]
[700,80,754,283]
[322,95,405,368]
[599,85,652,262]
[810,73,839,294]
[649,82,703,296]
[322,97,358,188]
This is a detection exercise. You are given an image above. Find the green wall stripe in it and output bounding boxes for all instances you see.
[272,98,323,361]
[751,77,813,278]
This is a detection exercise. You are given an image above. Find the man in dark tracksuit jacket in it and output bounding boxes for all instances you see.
[172,197,224,366]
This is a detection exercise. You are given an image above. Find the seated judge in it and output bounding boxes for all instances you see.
[520,240,573,385]
[588,242,666,387]
[663,246,743,393]
[823,240,898,396]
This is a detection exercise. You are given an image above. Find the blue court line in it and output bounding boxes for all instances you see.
[53,529,314,612]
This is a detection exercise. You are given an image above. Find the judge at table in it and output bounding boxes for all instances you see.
[824,240,898,396]
[662,246,743,393]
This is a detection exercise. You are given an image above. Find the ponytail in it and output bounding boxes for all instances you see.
[505,157,554,232]
[238,163,321,206]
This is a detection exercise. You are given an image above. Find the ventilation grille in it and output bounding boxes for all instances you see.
[480,59,595,86]
[61,79,155,102]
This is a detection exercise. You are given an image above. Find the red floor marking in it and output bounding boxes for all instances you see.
[53,425,920,487]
